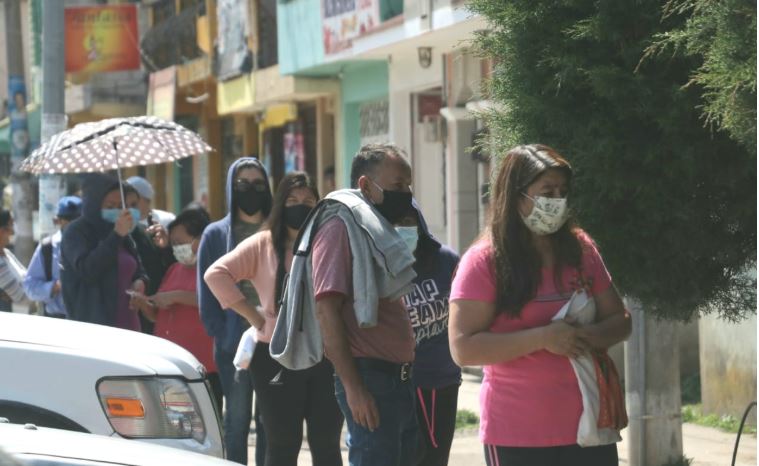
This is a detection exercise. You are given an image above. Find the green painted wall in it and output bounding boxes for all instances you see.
[340,61,389,185]
[277,0,324,75]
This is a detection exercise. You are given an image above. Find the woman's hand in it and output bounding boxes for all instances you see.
[147,224,169,249]
[150,291,176,309]
[114,210,134,237]
[128,280,147,311]
[543,319,590,359]
[246,306,266,331]
[128,291,151,311]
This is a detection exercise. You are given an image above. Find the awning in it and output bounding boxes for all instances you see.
[0,103,41,154]
[217,74,255,115]
[260,103,298,130]
[217,65,338,116]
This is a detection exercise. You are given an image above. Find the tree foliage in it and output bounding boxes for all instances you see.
[645,0,756,154]
[469,0,756,321]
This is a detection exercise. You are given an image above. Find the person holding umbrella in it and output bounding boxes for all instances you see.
[60,173,147,331]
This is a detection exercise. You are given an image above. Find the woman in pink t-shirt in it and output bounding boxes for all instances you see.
[449,144,631,466]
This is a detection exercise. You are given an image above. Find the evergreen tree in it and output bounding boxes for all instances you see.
[646,0,756,154]
[469,0,756,321]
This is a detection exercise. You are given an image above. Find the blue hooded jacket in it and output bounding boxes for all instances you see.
[404,202,462,389]
[60,174,147,327]
[197,157,272,354]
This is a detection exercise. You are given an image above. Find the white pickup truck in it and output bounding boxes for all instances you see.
[0,313,224,458]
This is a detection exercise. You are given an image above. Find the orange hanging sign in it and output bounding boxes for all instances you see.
[65,5,141,74]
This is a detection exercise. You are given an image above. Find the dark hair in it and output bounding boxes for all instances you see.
[350,143,411,188]
[0,210,12,228]
[233,158,273,218]
[265,171,320,307]
[168,206,211,238]
[105,183,139,201]
[489,144,582,317]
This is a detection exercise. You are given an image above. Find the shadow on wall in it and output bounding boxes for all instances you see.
[699,314,757,426]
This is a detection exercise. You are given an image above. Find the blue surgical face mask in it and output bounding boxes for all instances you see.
[101,208,120,223]
[395,226,419,254]
[101,208,141,233]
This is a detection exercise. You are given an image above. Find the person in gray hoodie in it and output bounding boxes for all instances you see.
[197,157,272,466]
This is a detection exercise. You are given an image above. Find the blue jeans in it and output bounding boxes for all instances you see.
[334,363,418,466]
[215,345,266,465]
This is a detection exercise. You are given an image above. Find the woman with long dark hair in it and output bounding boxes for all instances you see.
[449,145,631,466]
[204,171,343,466]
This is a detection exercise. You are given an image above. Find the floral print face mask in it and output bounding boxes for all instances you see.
[520,193,569,235]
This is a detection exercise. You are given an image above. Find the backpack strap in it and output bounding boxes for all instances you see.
[41,236,54,282]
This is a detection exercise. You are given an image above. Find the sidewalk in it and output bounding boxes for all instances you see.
[253,372,756,466]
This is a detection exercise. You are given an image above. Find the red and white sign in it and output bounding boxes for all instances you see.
[322,0,380,55]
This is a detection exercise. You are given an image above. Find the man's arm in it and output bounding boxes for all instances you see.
[23,245,55,302]
[316,293,379,431]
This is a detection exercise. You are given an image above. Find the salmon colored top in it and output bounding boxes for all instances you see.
[204,230,292,344]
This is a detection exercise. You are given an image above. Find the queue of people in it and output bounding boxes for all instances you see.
[1,141,630,466]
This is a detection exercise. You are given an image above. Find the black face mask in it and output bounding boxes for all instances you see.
[372,187,413,224]
[235,181,270,216]
[283,204,313,230]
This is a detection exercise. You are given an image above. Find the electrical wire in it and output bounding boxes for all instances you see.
[731,401,756,466]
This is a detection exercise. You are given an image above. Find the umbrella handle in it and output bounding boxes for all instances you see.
[113,140,126,209]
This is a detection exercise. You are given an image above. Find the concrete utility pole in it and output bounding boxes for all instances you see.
[38,0,67,238]
[4,0,35,264]
[625,299,684,466]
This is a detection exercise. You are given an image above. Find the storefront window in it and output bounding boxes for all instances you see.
[359,99,389,146]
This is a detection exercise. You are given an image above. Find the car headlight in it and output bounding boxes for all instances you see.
[97,377,206,443]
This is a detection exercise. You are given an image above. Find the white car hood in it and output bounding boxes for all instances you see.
[0,423,234,465]
[0,313,205,379]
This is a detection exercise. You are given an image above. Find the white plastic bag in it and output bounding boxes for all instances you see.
[552,290,621,447]
[233,326,258,370]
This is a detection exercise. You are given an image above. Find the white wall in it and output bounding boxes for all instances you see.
[388,47,448,243]
[388,47,442,149]
[699,314,757,425]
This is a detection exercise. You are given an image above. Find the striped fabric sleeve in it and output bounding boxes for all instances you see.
[0,257,27,303]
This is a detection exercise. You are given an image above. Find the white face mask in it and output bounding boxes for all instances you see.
[520,194,569,235]
[395,226,419,254]
[173,243,197,266]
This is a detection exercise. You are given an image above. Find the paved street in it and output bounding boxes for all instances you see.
[248,372,757,466]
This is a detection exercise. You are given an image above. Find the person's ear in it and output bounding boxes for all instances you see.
[358,175,371,195]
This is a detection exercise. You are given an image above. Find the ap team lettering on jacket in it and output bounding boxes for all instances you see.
[403,279,449,344]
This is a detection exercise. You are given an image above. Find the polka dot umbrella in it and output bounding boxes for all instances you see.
[19,115,213,207]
